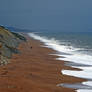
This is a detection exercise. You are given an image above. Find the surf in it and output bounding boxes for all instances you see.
[28,32,92,92]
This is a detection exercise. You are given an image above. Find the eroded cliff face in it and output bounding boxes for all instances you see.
[0,26,26,65]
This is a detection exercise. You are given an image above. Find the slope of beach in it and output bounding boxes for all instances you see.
[0,34,85,92]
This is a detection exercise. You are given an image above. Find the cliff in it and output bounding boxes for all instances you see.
[0,26,26,65]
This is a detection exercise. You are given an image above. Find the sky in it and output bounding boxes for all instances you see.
[0,0,92,32]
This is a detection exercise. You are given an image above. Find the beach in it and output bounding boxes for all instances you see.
[0,35,85,92]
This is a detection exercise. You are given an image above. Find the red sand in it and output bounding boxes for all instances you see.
[0,36,86,92]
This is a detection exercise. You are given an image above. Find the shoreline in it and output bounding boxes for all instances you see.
[0,34,85,92]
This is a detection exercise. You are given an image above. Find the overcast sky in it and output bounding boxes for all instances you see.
[0,0,92,32]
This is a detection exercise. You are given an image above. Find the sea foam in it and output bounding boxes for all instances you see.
[28,33,92,92]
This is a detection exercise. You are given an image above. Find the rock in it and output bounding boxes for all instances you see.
[11,32,27,42]
[0,26,26,65]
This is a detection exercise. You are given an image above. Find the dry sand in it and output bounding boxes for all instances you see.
[0,35,86,92]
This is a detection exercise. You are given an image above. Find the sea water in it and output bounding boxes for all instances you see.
[28,31,92,92]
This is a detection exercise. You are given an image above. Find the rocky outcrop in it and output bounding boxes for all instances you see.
[0,26,26,65]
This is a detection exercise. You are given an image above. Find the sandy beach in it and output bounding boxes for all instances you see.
[0,35,85,92]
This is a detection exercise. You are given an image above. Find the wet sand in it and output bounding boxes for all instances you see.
[0,35,86,92]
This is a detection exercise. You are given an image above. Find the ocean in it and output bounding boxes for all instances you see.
[28,31,92,92]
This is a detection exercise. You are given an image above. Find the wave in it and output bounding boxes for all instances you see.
[28,32,92,92]
[28,33,92,65]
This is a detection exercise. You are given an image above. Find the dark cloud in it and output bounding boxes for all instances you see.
[0,0,92,32]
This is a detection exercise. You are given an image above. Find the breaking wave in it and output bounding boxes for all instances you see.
[28,33,92,92]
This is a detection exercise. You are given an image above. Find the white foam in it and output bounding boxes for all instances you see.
[62,69,92,79]
[28,33,80,53]
[28,33,92,92]
[28,33,92,65]
[77,81,92,92]
[77,89,92,92]
[58,54,92,65]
